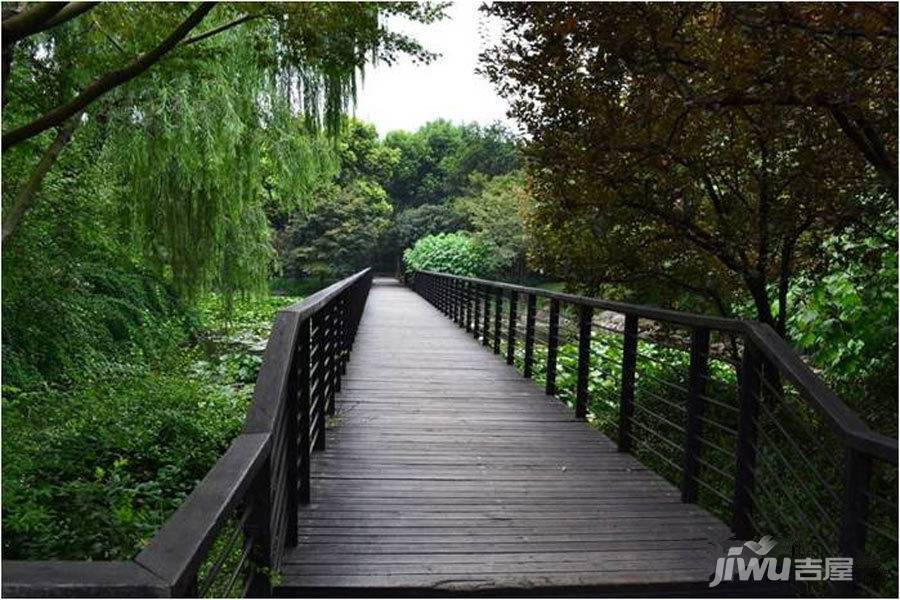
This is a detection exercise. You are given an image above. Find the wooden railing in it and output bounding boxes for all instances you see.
[410,270,898,596]
[2,269,373,598]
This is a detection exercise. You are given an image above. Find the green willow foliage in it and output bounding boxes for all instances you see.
[110,37,337,299]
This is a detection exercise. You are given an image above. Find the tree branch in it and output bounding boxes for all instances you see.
[829,106,898,198]
[1,114,82,245]
[180,13,259,46]
[41,2,100,31]
[1,3,66,46]
[2,2,217,151]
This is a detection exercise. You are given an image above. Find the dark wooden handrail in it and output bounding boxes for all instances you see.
[2,269,374,598]
[416,270,745,331]
[409,270,898,594]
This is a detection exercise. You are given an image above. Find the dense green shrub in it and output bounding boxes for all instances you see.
[403,232,489,276]
[2,361,248,560]
[2,288,298,561]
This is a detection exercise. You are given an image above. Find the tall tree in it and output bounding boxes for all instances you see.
[2,2,445,296]
[1,2,445,246]
[481,2,896,334]
[383,119,520,209]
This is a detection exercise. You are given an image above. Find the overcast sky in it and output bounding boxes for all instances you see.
[354,2,516,136]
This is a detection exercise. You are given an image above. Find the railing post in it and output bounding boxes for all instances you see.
[681,327,710,503]
[284,325,300,548]
[445,276,451,316]
[452,279,460,324]
[733,337,762,540]
[298,318,311,505]
[493,288,503,354]
[523,294,537,378]
[447,276,453,317]
[339,293,349,376]
[453,279,465,327]
[446,277,452,318]
[245,457,273,597]
[838,447,873,592]
[326,303,337,415]
[465,281,472,331]
[473,283,481,339]
[451,278,457,323]
[506,292,518,365]
[545,299,560,395]
[618,314,638,451]
[575,304,593,420]
[482,286,491,347]
[313,312,326,451]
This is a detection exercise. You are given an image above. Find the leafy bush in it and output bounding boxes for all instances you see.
[403,232,489,276]
[786,225,898,433]
[2,360,248,560]
[2,288,299,561]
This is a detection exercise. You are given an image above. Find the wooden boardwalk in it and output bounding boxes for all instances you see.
[278,278,737,595]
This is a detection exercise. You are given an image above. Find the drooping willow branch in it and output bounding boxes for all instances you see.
[1,2,217,151]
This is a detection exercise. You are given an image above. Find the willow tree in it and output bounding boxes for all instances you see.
[481,2,896,335]
[1,2,445,295]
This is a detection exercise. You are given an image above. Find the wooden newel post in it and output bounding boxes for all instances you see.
[575,304,593,420]
[681,327,710,503]
[523,294,537,378]
[545,299,560,395]
[506,292,518,365]
[838,447,873,592]
[339,294,349,376]
[733,338,762,540]
[618,314,638,450]
[493,289,502,354]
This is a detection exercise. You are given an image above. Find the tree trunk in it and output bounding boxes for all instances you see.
[1,114,82,245]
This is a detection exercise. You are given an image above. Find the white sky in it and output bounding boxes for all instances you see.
[354,1,516,136]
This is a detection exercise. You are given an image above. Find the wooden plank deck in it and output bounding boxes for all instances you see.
[277,278,743,595]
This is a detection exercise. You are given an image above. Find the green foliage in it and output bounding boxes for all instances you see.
[2,362,248,560]
[110,33,340,299]
[2,291,298,561]
[4,2,447,300]
[377,204,466,271]
[1,116,186,389]
[383,120,520,210]
[403,232,489,277]
[481,3,894,332]
[335,119,401,187]
[786,224,898,432]
[453,171,529,279]
[282,181,393,280]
